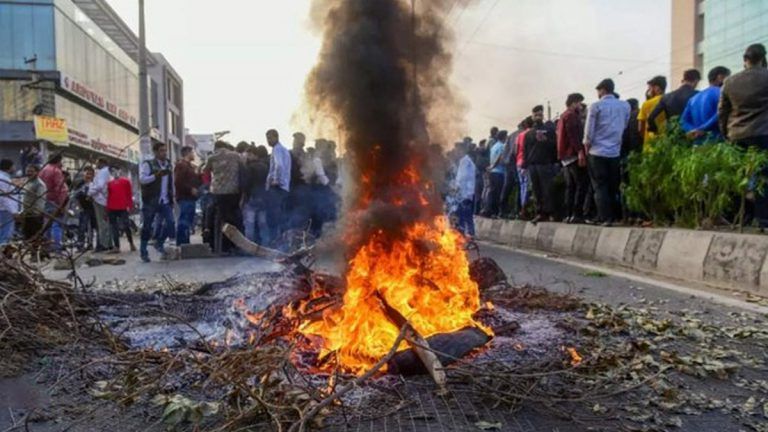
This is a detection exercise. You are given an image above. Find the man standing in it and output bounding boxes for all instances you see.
[681,66,731,143]
[719,43,768,227]
[20,164,47,247]
[648,69,701,134]
[515,117,534,218]
[38,154,68,250]
[453,141,476,237]
[88,157,113,252]
[205,141,243,253]
[289,132,310,230]
[242,146,270,243]
[174,146,201,246]
[265,129,291,246]
[524,105,558,224]
[500,124,522,218]
[139,142,174,262]
[0,159,17,245]
[584,79,631,226]
[557,93,587,224]
[484,130,507,218]
[637,76,667,149]
[106,167,135,252]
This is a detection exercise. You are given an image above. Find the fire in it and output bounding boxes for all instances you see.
[300,216,486,374]
[566,347,583,366]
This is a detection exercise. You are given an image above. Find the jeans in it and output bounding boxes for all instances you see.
[0,210,14,245]
[735,135,768,227]
[140,201,174,259]
[176,199,197,245]
[78,209,95,250]
[517,168,530,211]
[528,164,559,217]
[563,163,589,219]
[108,209,134,250]
[44,201,63,251]
[242,201,267,244]
[588,155,621,223]
[483,172,505,217]
[264,187,289,247]
[500,167,519,217]
[93,203,113,250]
[456,199,475,237]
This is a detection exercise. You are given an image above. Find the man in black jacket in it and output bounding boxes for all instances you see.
[648,69,701,134]
[523,105,558,224]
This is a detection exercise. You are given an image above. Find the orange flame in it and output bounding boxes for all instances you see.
[300,216,487,374]
[566,347,583,366]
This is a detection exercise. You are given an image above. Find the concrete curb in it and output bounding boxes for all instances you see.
[474,217,768,295]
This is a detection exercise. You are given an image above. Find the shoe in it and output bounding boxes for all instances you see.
[530,215,542,225]
[140,255,150,263]
[154,244,166,254]
[565,216,574,224]
[129,245,137,252]
[570,217,585,224]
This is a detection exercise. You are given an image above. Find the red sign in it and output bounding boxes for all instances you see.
[61,75,138,128]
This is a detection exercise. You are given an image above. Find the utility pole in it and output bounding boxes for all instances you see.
[138,0,151,160]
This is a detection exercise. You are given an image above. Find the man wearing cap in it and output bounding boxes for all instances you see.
[719,43,768,228]
[584,79,630,226]
[638,75,667,150]
[648,69,701,134]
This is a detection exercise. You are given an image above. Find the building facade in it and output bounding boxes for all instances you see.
[149,53,184,162]
[0,0,183,175]
[672,0,768,80]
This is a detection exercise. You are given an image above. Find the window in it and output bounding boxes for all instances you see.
[0,3,56,70]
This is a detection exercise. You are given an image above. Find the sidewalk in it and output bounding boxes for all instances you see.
[474,217,768,296]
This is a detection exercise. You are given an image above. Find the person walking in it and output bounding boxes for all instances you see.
[719,43,768,227]
[19,164,47,254]
[139,142,175,262]
[453,141,476,237]
[204,140,243,253]
[38,154,69,251]
[88,158,113,252]
[106,167,135,252]
[0,159,17,245]
[174,146,201,246]
[584,79,631,226]
[681,66,731,143]
[524,105,558,224]
[265,129,291,246]
[557,93,588,224]
[648,69,701,134]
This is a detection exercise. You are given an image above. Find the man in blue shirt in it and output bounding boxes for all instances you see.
[483,129,508,217]
[681,66,731,143]
[584,79,630,226]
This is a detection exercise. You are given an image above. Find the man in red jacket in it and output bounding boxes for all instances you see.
[106,167,135,252]
[557,93,587,224]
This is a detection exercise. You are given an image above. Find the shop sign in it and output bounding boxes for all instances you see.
[34,115,69,144]
[68,128,139,164]
[60,75,138,128]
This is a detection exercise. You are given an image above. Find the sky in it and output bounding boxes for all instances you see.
[106,0,671,146]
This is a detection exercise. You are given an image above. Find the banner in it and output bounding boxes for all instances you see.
[34,115,69,145]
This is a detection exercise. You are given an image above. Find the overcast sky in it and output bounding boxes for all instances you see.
[106,0,671,146]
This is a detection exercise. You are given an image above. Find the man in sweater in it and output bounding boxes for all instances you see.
[205,140,243,253]
[174,146,201,246]
[139,142,174,262]
[20,164,47,247]
[681,66,731,143]
[38,154,69,251]
[106,167,135,252]
[524,105,558,224]
[584,79,631,226]
[557,93,587,224]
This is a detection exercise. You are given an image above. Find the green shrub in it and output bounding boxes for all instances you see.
[623,125,768,229]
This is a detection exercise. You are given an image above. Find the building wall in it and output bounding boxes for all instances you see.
[702,0,768,74]
[671,0,698,82]
[0,1,56,71]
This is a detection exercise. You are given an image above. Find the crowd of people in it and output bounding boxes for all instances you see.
[445,43,768,237]
[1,43,766,259]
[0,129,340,262]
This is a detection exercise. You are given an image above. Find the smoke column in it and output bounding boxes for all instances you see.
[306,0,468,245]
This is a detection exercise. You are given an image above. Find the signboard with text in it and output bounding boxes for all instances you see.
[67,128,139,164]
[34,115,69,144]
[60,75,138,128]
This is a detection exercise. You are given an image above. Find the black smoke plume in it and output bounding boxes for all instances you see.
[306,0,469,246]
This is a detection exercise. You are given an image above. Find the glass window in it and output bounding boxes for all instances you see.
[0,3,55,70]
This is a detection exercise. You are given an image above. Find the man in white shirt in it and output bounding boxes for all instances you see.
[88,157,113,252]
[265,129,291,245]
[0,159,18,245]
[453,142,476,237]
